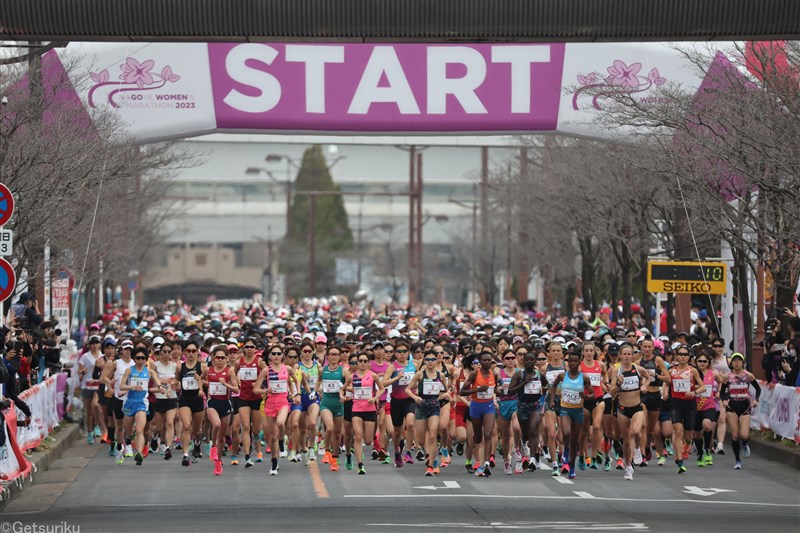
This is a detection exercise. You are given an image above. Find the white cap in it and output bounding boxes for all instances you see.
[203,332,216,341]
[152,336,165,345]
[388,329,401,339]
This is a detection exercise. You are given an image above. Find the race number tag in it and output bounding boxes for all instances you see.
[546,370,564,385]
[673,379,691,393]
[322,379,341,393]
[698,387,712,398]
[354,387,371,400]
[130,377,149,390]
[524,381,542,395]
[398,372,414,386]
[182,376,199,390]
[561,389,581,405]
[730,384,749,398]
[621,376,639,391]
[308,376,318,388]
[208,382,226,396]
[269,380,288,394]
[476,386,494,400]
[422,381,442,396]
[588,373,602,387]
[85,380,100,390]
[238,367,257,381]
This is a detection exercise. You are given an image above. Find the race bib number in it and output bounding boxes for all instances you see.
[476,386,494,400]
[561,389,581,405]
[269,380,288,394]
[238,367,257,381]
[422,381,442,396]
[647,369,656,378]
[621,376,639,391]
[344,389,353,400]
[398,372,414,386]
[85,379,100,391]
[698,387,712,398]
[208,382,226,396]
[524,380,542,395]
[130,377,149,390]
[546,370,564,385]
[322,379,341,393]
[673,379,691,393]
[354,387,371,400]
[182,376,199,390]
[308,376,318,388]
[730,385,748,398]
[588,373,602,387]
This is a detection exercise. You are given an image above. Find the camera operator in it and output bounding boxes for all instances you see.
[10,292,43,329]
[1,323,32,426]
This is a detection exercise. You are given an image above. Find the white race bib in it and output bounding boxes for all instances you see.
[322,379,341,393]
[561,389,581,405]
[588,373,602,387]
[730,385,749,399]
[208,382,226,396]
[85,379,100,391]
[130,377,149,390]
[269,380,288,394]
[698,387,712,398]
[673,379,691,393]
[546,370,564,385]
[182,376,199,390]
[476,386,494,400]
[398,372,414,386]
[621,376,639,391]
[354,386,371,400]
[308,376,318,388]
[523,380,542,395]
[422,381,442,396]
[238,367,257,381]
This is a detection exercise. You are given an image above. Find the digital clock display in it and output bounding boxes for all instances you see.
[650,264,725,282]
[647,261,727,294]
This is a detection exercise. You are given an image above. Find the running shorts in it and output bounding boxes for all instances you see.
[321,397,344,418]
[670,398,697,428]
[208,399,232,419]
[497,399,518,421]
[179,396,205,414]
[469,400,496,419]
[617,403,644,419]
[390,397,416,427]
[153,399,178,413]
[560,406,584,423]
[415,399,441,420]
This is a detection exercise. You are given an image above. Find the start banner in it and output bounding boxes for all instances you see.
[750,381,800,443]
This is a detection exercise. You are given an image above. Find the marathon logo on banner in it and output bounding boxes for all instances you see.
[750,381,800,443]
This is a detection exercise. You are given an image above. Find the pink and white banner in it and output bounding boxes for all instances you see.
[55,42,713,142]
[750,381,800,443]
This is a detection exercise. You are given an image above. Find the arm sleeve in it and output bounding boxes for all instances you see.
[751,379,761,400]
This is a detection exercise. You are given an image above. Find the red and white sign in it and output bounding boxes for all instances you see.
[52,270,73,336]
[0,182,15,227]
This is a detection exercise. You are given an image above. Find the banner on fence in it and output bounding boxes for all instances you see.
[750,381,800,443]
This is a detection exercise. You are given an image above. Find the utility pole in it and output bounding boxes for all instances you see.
[480,146,489,306]
[408,146,417,305]
[517,146,530,303]
[416,151,423,303]
[308,167,317,296]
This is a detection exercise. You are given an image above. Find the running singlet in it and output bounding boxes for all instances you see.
[391,360,416,400]
[471,370,496,403]
[728,373,752,402]
[207,366,230,400]
[370,360,389,401]
[696,370,717,411]
[114,359,135,399]
[519,370,546,402]
[546,364,565,399]
[418,371,444,399]
[639,356,661,387]
[266,365,290,396]
[619,367,640,392]
[352,371,376,412]
[579,360,603,399]
[126,365,150,403]
[298,361,319,395]
[321,365,344,398]
[237,357,260,401]
[560,372,585,409]
[154,360,177,399]
[670,367,693,400]
[497,368,516,401]
[179,362,202,399]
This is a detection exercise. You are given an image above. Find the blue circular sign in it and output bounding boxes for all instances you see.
[0,257,15,302]
[0,183,14,227]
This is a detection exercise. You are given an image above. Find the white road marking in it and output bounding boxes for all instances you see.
[366,521,648,530]
[553,477,574,484]
[413,480,461,490]
[574,491,596,498]
[345,493,800,508]
[682,486,736,497]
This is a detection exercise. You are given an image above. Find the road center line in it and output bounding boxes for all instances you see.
[307,460,330,499]
[553,477,574,484]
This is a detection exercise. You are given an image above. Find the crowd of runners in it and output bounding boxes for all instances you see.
[72,301,760,480]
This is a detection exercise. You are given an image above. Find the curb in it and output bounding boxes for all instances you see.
[742,434,800,471]
[0,421,80,509]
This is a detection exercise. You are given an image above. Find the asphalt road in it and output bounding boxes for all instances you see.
[3,437,799,533]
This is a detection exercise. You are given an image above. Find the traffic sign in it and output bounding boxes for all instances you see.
[0,183,14,226]
[0,257,16,302]
[647,260,726,295]
[0,229,13,256]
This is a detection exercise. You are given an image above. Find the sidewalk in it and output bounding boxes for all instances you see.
[0,421,80,510]
[744,432,800,470]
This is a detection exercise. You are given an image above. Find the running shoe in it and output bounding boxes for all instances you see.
[425,467,434,477]
[230,455,238,465]
[522,456,530,470]
[514,459,523,474]
[568,465,576,479]
[135,452,143,466]
[124,444,134,457]
[456,441,465,456]
[245,457,254,468]
[308,450,316,462]
[433,466,440,475]
[256,452,264,463]
[94,425,102,438]
[603,458,611,472]
[288,450,297,463]
[678,464,687,474]
[115,447,125,465]
[403,451,414,464]
[269,466,279,476]
[504,460,512,475]
[381,456,391,465]
[742,442,751,458]
[644,446,652,463]
[624,465,634,481]
[616,458,624,470]
[483,462,492,476]
[210,446,219,462]
[657,455,666,466]
[578,456,586,471]
[522,444,531,457]
[142,445,150,459]
[733,461,742,470]
[527,460,537,472]
[395,454,404,468]
[542,446,551,462]
[703,452,713,466]
[322,451,332,464]
[714,443,725,455]
[372,449,379,460]
[158,444,166,456]
[378,450,388,462]
[346,456,354,470]
[181,455,190,467]
[561,462,570,475]
[214,460,223,476]
[150,437,159,454]
[330,457,339,472]
[551,463,560,477]
[442,447,451,461]
[464,460,473,473]
[489,454,496,468]
[416,448,425,462]
[280,449,288,459]
[633,447,643,466]
[474,466,485,477]
[164,448,172,461]
[358,466,366,475]
[109,442,116,457]
[87,432,94,445]
[696,457,705,468]
[665,440,674,456]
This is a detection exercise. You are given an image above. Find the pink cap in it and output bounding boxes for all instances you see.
[315,334,328,344]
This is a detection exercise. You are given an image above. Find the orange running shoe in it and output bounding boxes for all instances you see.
[322,451,332,464]
[433,466,440,475]
[329,457,339,472]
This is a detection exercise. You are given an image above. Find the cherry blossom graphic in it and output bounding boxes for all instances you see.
[572,59,668,111]
[87,57,182,108]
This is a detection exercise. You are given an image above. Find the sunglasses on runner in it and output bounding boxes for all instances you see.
[537,357,547,362]
[358,359,369,363]
[349,360,357,365]
[244,345,256,349]
[328,352,340,356]
[302,349,313,354]
[696,359,709,364]
[270,351,283,356]
[184,348,198,354]
[134,356,147,360]
[713,344,724,348]
[396,349,408,354]
[424,358,437,362]
[214,355,226,360]
[504,356,515,361]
